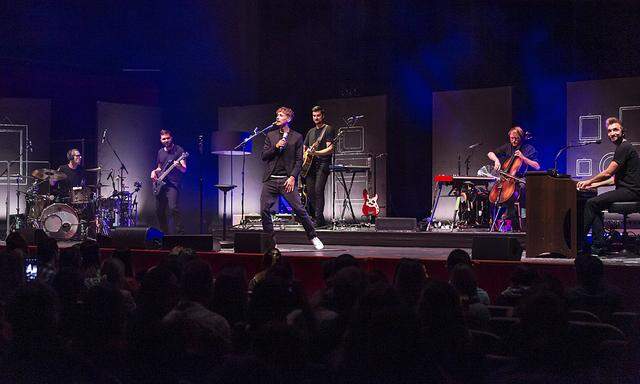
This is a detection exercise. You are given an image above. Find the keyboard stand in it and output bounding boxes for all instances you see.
[335,170,359,223]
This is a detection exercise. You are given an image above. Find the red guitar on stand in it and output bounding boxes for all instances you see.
[362,154,379,217]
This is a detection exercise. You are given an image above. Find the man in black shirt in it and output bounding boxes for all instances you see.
[303,106,334,227]
[53,148,86,197]
[260,107,324,249]
[578,117,640,255]
[151,129,187,234]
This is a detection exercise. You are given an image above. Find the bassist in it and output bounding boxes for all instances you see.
[151,129,187,234]
[303,106,334,228]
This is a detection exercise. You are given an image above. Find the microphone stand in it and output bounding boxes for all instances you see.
[233,122,276,228]
[550,141,601,177]
[103,134,129,194]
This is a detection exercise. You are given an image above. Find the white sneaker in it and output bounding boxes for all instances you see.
[311,237,324,250]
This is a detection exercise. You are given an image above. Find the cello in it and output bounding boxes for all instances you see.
[488,131,531,205]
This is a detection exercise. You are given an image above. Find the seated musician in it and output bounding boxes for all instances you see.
[52,148,87,197]
[487,126,540,230]
[577,117,640,256]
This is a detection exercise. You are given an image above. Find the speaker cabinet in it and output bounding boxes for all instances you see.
[163,234,221,252]
[102,227,164,249]
[233,232,273,253]
[375,217,417,231]
[472,236,523,261]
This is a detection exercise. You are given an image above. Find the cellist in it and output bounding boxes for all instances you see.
[486,126,540,230]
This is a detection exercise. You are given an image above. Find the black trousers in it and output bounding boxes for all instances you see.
[583,187,640,249]
[261,177,317,240]
[156,185,183,235]
[304,165,330,225]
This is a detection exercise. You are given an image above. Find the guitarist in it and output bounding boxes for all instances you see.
[303,106,334,228]
[151,129,187,234]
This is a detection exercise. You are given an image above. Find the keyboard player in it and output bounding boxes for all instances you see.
[577,117,640,256]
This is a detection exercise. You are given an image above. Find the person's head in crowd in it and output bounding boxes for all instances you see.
[265,256,294,283]
[52,267,86,305]
[248,275,292,329]
[6,282,60,343]
[0,249,25,301]
[101,257,126,289]
[516,290,569,366]
[447,249,472,272]
[511,264,539,288]
[212,265,248,325]
[450,264,478,300]
[112,247,134,277]
[181,259,214,304]
[6,231,28,254]
[178,247,198,266]
[59,245,82,271]
[574,255,604,292]
[261,248,282,271]
[418,280,466,334]
[81,285,126,347]
[79,240,100,271]
[37,237,59,266]
[136,266,179,320]
[328,266,366,316]
[334,254,359,275]
[394,258,429,308]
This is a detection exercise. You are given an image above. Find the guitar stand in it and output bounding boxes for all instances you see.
[335,170,359,224]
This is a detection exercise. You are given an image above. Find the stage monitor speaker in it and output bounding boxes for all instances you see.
[104,227,164,249]
[234,231,273,254]
[163,234,221,252]
[472,236,523,261]
[375,217,417,231]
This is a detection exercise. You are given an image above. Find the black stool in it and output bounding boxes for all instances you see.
[608,201,640,257]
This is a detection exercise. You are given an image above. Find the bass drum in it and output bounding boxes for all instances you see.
[40,203,80,240]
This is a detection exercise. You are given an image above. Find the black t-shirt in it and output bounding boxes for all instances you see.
[613,140,640,194]
[304,124,334,167]
[56,164,86,196]
[493,142,538,177]
[271,131,289,177]
[157,144,185,186]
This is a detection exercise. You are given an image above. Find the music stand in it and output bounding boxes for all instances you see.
[214,184,237,247]
[210,131,252,240]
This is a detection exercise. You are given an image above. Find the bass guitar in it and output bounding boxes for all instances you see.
[153,152,189,196]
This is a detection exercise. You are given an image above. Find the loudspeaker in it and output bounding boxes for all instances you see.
[163,234,221,252]
[234,231,273,253]
[375,217,417,231]
[102,227,164,249]
[472,236,523,261]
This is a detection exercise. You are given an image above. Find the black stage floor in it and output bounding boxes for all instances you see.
[222,226,526,249]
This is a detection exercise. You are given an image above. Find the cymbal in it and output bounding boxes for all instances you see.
[85,167,102,172]
[31,168,68,181]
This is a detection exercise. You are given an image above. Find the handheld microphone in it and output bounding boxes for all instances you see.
[101,128,108,144]
[279,131,289,152]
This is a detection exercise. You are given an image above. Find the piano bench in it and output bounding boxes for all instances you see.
[608,201,640,257]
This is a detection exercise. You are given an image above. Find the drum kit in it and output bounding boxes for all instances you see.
[16,167,140,240]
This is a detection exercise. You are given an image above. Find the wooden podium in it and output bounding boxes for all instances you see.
[526,172,577,258]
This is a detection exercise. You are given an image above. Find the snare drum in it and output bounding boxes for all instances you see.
[40,203,80,240]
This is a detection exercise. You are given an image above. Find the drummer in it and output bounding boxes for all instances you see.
[51,148,87,197]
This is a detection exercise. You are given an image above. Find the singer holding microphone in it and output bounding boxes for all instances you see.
[577,117,640,256]
[260,107,324,250]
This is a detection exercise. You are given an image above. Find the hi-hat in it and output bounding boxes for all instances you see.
[32,168,68,181]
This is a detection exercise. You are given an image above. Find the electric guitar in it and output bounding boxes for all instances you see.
[362,155,380,217]
[153,152,189,196]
